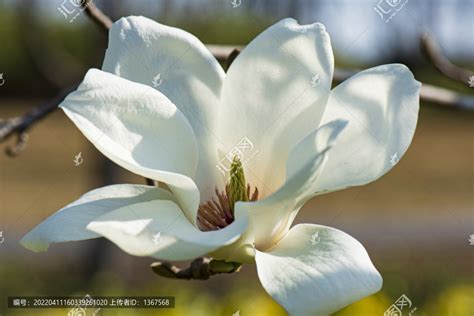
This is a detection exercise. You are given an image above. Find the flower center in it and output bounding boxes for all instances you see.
[197,157,258,231]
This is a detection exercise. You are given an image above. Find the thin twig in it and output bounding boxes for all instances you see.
[2,16,474,157]
[5,132,29,156]
[2,47,473,156]
[0,1,112,156]
[420,32,473,86]
[82,0,113,33]
[333,68,474,110]
[0,85,78,156]
[418,84,474,110]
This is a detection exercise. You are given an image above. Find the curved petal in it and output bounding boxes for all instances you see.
[255,224,382,316]
[103,16,226,197]
[316,64,420,193]
[59,69,201,225]
[87,200,248,261]
[20,184,174,252]
[235,120,347,250]
[217,18,334,195]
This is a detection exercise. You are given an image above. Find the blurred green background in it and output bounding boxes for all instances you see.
[0,0,473,315]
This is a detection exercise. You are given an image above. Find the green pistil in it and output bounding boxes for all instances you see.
[228,156,248,211]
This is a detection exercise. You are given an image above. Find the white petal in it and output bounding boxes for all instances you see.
[235,120,347,250]
[87,199,248,261]
[316,64,420,192]
[20,184,173,252]
[255,224,382,316]
[217,18,334,195]
[59,69,201,225]
[103,16,226,196]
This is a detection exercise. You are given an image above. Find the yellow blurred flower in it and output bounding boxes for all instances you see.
[424,285,474,316]
[335,293,391,316]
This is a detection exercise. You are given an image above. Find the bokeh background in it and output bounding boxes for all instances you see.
[0,0,473,315]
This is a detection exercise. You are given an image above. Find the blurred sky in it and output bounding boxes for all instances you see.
[2,0,473,63]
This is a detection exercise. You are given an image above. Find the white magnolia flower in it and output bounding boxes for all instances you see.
[21,17,420,315]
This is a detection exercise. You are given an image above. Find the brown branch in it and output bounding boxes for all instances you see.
[333,68,474,110]
[5,132,29,156]
[0,2,112,156]
[151,257,241,280]
[418,84,474,110]
[0,85,78,156]
[2,51,473,157]
[420,32,473,86]
[3,26,474,157]
[82,0,113,33]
